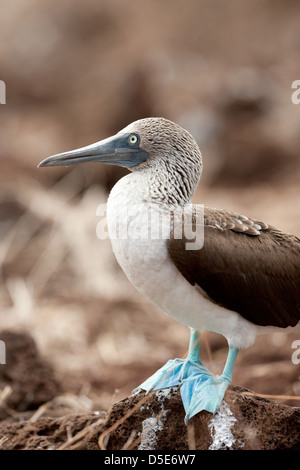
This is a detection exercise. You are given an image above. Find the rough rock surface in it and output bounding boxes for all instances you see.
[0,330,61,420]
[0,386,299,450]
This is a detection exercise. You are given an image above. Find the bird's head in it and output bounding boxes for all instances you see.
[38,117,203,201]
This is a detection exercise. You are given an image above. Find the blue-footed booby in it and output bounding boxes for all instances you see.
[39,117,300,422]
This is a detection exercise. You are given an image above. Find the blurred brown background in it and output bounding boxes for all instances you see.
[0,0,300,414]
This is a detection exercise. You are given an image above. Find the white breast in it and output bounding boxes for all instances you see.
[106,173,258,349]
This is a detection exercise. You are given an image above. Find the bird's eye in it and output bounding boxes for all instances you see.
[129,134,138,145]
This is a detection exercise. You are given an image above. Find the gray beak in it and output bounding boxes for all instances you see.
[38,133,149,169]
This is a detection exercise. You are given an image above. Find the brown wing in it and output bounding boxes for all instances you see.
[168,207,300,328]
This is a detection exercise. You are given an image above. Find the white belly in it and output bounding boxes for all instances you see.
[106,175,258,349]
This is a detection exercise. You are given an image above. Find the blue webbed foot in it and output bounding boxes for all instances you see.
[132,358,186,393]
[181,371,231,423]
[133,329,239,423]
[133,356,212,393]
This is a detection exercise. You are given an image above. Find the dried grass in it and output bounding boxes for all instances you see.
[242,391,300,402]
[98,392,154,450]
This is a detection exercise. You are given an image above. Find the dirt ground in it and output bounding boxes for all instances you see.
[0,0,300,450]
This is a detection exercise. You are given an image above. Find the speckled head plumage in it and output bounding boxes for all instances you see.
[119,117,203,204]
[121,117,202,172]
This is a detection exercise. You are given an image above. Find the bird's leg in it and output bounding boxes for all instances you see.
[181,341,239,423]
[185,328,202,362]
[178,328,209,380]
[221,345,239,383]
[132,328,204,395]
[133,328,239,423]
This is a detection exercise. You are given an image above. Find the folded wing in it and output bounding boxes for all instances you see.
[168,207,300,328]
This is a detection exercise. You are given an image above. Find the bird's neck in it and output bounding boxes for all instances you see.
[106,170,198,246]
[124,167,197,207]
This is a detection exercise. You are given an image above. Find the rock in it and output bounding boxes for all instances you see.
[0,411,104,450]
[0,386,299,450]
[99,387,300,450]
[0,330,61,419]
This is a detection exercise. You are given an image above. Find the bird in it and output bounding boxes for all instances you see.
[38,117,300,422]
